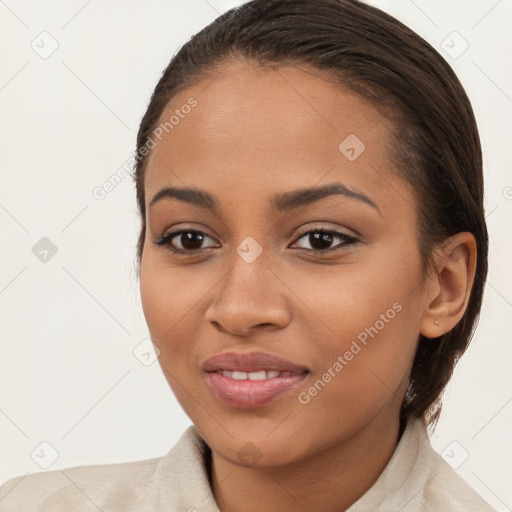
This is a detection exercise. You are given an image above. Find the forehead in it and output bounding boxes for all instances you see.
[143,61,410,215]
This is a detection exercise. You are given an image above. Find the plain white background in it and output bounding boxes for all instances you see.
[0,0,510,510]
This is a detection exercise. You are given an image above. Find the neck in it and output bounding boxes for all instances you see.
[209,411,402,512]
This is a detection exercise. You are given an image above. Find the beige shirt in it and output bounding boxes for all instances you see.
[0,419,495,511]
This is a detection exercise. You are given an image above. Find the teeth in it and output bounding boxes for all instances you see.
[219,370,287,380]
[248,371,267,381]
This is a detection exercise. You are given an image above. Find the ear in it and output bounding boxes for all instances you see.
[420,232,477,339]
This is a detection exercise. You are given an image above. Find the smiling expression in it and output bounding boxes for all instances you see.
[139,61,432,466]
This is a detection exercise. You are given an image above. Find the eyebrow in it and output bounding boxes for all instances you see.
[149,182,380,213]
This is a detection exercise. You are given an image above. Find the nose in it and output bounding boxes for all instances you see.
[204,249,291,337]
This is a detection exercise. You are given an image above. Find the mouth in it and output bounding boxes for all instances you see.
[215,370,300,380]
[202,350,309,373]
[203,351,309,408]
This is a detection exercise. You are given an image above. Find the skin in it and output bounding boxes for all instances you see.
[139,61,476,512]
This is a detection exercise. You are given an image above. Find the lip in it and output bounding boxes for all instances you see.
[203,351,309,408]
[202,351,309,373]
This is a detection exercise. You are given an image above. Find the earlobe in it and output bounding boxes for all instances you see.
[420,232,477,339]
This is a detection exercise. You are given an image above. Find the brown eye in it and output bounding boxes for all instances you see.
[154,227,358,257]
[291,229,358,254]
[155,230,217,254]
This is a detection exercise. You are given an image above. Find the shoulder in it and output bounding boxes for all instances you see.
[399,419,496,511]
[0,426,207,512]
[353,419,497,512]
[419,447,497,511]
[0,455,162,512]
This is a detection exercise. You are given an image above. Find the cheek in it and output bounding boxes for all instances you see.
[139,258,208,413]
[140,247,209,329]
[296,299,421,435]
[139,254,196,356]
[291,243,421,335]
[306,270,421,424]
[294,249,424,408]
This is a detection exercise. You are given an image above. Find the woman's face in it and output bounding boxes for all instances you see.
[140,62,433,466]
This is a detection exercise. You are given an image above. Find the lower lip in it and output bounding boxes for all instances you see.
[205,371,308,408]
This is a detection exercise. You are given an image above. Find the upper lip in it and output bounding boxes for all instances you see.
[202,351,309,374]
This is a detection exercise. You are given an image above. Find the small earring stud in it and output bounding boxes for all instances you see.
[434,319,439,326]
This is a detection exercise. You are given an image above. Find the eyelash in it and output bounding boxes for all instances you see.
[154,228,358,256]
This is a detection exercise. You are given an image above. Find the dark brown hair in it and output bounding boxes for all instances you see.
[131,0,488,427]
